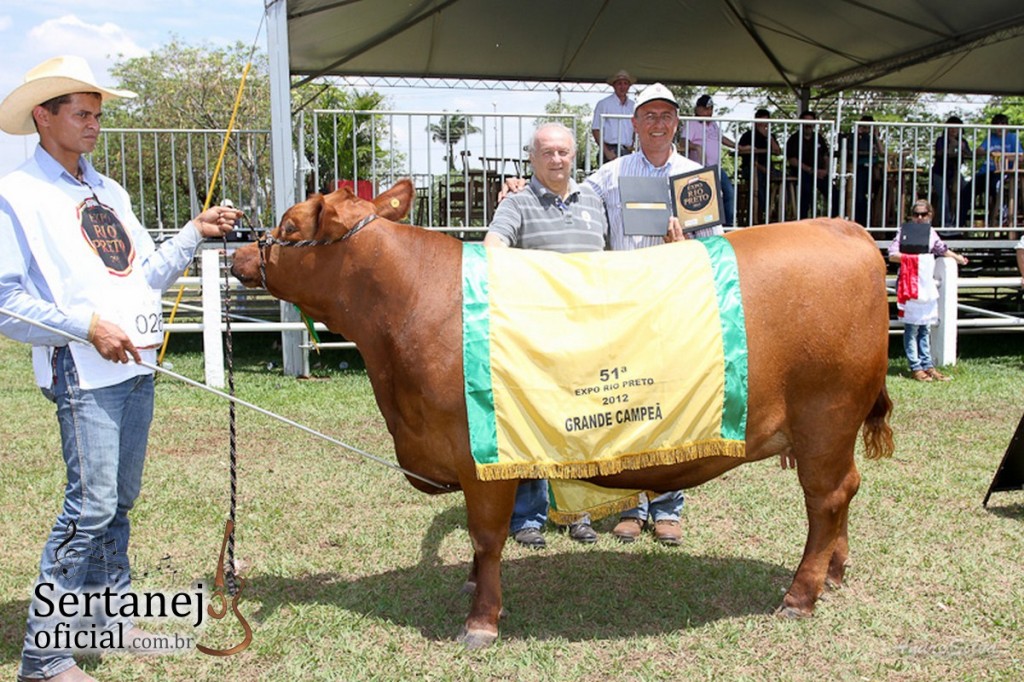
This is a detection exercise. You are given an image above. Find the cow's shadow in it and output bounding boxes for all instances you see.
[247,506,795,643]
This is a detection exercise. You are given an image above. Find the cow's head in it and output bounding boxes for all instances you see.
[231,179,414,295]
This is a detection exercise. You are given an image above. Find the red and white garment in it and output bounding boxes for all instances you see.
[896,253,938,325]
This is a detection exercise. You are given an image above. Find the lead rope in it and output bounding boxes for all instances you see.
[190,9,266,654]
[194,229,252,657]
[222,236,239,597]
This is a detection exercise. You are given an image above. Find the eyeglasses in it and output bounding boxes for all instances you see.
[639,112,678,125]
[912,211,930,217]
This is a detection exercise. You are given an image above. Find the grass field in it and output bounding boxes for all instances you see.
[1,333,1022,681]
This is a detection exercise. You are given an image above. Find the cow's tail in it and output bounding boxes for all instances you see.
[862,382,895,460]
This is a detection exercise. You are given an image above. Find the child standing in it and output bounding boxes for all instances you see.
[888,199,968,381]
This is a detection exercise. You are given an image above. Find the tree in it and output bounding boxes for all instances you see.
[98,38,273,227]
[97,37,399,229]
[295,86,401,194]
[427,113,482,172]
[539,100,594,170]
[105,37,271,130]
[982,96,1024,125]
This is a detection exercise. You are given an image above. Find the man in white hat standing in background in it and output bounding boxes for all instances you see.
[591,69,636,164]
[0,55,240,681]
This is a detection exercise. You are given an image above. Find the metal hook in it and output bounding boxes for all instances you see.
[196,520,253,656]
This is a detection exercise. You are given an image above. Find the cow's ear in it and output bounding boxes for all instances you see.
[313,193,338,237]
[374,179,414,222]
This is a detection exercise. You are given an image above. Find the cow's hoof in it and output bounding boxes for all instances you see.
[457,627,497,650]
[461,580,476,595]
[824,576,843,591]
[774,604,813,619]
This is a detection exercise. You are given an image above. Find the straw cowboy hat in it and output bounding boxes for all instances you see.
[0,55,136,135]
[606,69,636,85]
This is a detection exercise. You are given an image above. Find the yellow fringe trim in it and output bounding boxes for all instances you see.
[473,439,746,482]
[547,491,646,525]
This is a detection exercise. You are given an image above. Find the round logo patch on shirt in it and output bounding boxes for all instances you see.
[581,210,593,225]
[78,197,136,276]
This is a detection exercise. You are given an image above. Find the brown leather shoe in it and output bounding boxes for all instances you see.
[911,369,932,382]
[612,517,644,543]
[18,665,97,682]
[511,527,546,548]
[926,367,951,381]
[653,519,682,546]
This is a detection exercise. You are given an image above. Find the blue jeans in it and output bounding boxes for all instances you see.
[720,168,735,227]
[903,323,933,372]
[510,480,548,533]
[20,347,153,679]
[620,490,685,523]
[510,480,591,532]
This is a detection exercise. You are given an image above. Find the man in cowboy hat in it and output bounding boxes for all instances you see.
[0,55,240,682]
[592,69,637,164]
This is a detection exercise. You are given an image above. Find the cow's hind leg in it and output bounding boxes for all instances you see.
[778,452,861,619]
[457,479,517,649]
[825,504,852,590]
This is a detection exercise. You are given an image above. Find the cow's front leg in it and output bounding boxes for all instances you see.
[458,478,517,648]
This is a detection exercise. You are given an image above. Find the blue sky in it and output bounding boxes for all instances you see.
[0,1,265,173]
[0,1,601,176]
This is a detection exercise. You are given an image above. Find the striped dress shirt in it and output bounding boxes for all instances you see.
[586,150,724,251]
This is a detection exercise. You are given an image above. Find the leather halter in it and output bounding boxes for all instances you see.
[256,212,377,289]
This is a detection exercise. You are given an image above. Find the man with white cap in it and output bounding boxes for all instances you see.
[584,82,723,544]
[591,69,636,164]
[0,55,240,681]
[587,82,723,250]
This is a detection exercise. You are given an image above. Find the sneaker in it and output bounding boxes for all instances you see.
[926,367,952,382]
[567,522,598,544]
[512,527,546,548]
[611,517,644,543]
[653,520,682,546]
[911,369,933,382]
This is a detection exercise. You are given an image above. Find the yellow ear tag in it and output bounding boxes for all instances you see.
[390,198,400,208]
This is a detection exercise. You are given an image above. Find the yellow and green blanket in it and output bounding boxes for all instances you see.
[462,237,748,522]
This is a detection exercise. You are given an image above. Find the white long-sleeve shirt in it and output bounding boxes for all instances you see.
[0,145,204,388]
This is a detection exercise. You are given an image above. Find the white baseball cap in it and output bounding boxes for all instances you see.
[634,83,678,110]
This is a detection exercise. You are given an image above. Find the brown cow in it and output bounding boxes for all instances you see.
[231,180,894,648]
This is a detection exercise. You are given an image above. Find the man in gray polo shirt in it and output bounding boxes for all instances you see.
[484,122,607,548]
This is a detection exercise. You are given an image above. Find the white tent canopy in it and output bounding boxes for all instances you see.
[282,0,1024,96]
